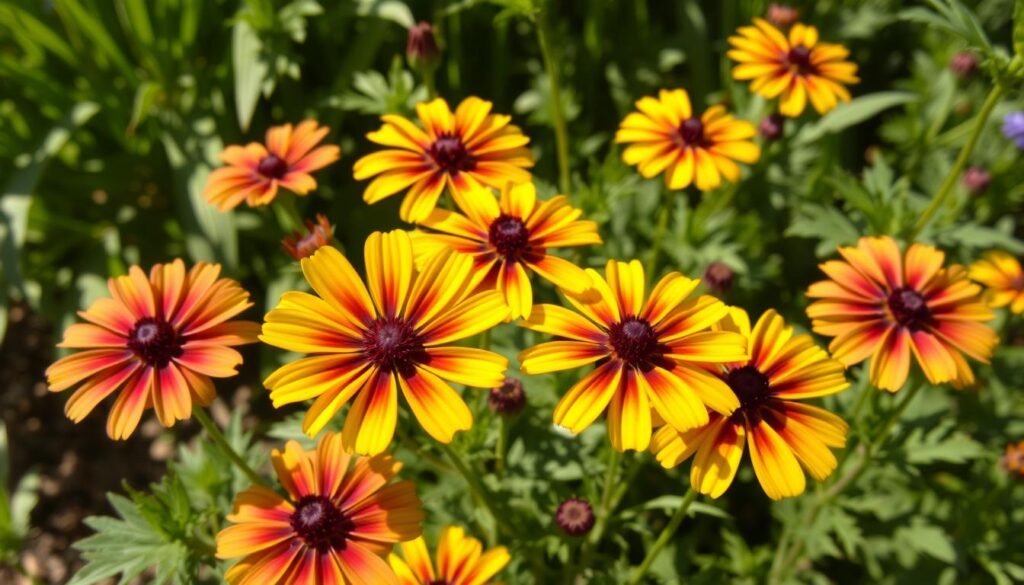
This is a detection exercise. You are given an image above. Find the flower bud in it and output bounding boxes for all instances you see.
[407,21,441,73]
[555,497,595,536]
[962,166,991,196]
[759,114,785,141]
[949,51,978,79]
[282,214,334,260]
[1002,441,1024,478]
[703,261,734,295]
[488,377,525,416]
[766,4,799,28]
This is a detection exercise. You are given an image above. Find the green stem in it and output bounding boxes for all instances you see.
[495,415,508,478]
[192,407,268,488]
[577,448,624,575]
[910,83,1004,238]
[534,3,572,196]
[423,67,438,100]
[768,383,923,584]
[646,191,675,278]
[438,442,501,541]
[627,487,698,585]
[274,193,306,234]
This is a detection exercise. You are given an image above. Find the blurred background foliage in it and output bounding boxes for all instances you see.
[1,0,1024,583]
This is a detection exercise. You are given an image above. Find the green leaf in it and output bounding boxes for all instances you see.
[67,493,190,585]
[355,0,415,28]
[127,80,162,135]
[0,4,78,66]
[786,203,861,257]
[797,92,918,144]
[904,425,984,465]
[1015,0,1024,59]
[896,520,957,564]
[53,0,137,80]
[0,101,99,343]
[232,19,269,132]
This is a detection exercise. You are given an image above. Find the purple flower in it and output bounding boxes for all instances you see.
[1003,112,1024,149]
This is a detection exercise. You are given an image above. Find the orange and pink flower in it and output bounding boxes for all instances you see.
[46,260,259,439]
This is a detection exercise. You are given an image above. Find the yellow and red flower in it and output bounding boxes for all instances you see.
[518,260,747,452]
[807,236,998,392]
[261,230,509,454]
[411,182,600,319]
[204,120,340,211]
[615,89,760,192]
[388,526,509,585]
[45,261,259,440]
[970,250,1024,314]
[353,97,534,223]
[727,19,859,117]
[651,308,849,500]
[216,432,423,584]
[282,213,335,260]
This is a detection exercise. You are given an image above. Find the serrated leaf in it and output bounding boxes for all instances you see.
[896,520,957,564]
[797,92,918,144]
[904,425,984,464]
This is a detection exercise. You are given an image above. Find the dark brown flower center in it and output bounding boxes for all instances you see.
[290,495,354,553]
[555,498,595,536]
[887,287,933,330]
[608,317,661,367]
[785,46,813,73]
[363,317,425,375]
[127,318,182,368]
[428,134,476,174]
[257,154,288,179]
[673,117,708,148]
[727,365,772,407]
[488,214,531,259]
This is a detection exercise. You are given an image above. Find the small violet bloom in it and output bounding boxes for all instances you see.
[1002,112,1024,149]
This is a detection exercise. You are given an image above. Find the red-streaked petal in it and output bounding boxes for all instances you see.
[398,367,473,444]
[106,367,154,440]
[552,360,624,434]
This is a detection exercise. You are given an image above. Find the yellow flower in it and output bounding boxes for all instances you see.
[615,89,760,192]
[411,182,601,319]
[389,526,510,585]
[807,236,997,392]
[518,260,747,452]
[353,97,534,223]
[727,19,859,117]
[970,250,1024,314]
[260,230,509,454]
[651,308,849,500]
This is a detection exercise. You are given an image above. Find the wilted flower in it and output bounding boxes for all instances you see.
[962,166,991,195]
[282,213,334,260]
[555,498,595,536]
[703,261,735,293]
[766,4,799,28]
[949,51,978,78]
[407,21,441,72]
[759,114,785,141]
[489,377,526,415]
[1002,112,1024,149]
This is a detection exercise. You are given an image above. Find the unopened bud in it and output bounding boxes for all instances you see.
[766,4,799,28]
[488,377,525,416]
[282,214,334,260]
[407,21,440,72]
[949,52,978,79]
[555,498,595,536]
[962,166,990,195]
[759,114,785,141]
[703,262,734,295]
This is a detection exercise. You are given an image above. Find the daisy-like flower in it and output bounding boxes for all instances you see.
[727,19,859,117]
[204,120,340,211]
[45,260,259,440]
[411,182,600,319]
[970,251,1024,314]
[807,236,998,392]
[261,230,509,454]
[518,259,747,452]
[353,97,534,223]
[389,526,509,585]
[651,308,849,500]
[282,213,335,260]
[216,432,423,584]
[615,89,761,192]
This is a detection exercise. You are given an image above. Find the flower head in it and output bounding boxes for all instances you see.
[45,260,259,439]
[354,97,534,223]
[970,251,1024,314]
[489,377,526,415]
[1002,112,1024,149]
[204,120,340,211]
[728,19,859,117]
[962,166,991,195]
[411,182,600,319]
[282,213,335,260]
[615,89,760,191]
[555,498,595,536]
[949,51,978,78]
[518,259,747,452]
[766,4,800,28]
[651,308,849,500]
[261,230,510,454]
[216,433,423,584]
[407,21,441,71]
[388,526,509,585]
[703,261,735,294]
[807,236,998,392]
[1003,441,1024,477]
